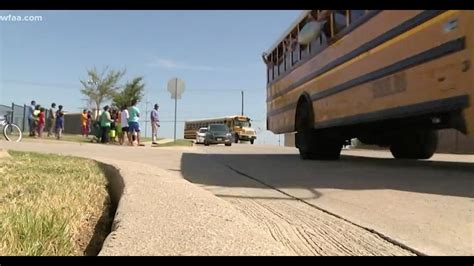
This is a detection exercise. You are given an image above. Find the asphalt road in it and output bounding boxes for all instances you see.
[1,139,472,255]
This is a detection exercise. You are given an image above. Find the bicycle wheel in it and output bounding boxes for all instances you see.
[4,123,22,142]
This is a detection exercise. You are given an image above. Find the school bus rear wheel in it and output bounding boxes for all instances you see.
[390,129,438,159]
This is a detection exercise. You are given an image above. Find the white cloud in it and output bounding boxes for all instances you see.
[147,57,221,72]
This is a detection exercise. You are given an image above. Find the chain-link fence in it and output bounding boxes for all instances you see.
[1,102,85,135]
[0,104,12,117]
[0,103,29,132]
[13,103,29,132]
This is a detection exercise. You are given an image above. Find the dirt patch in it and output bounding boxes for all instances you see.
[0,149,12,159]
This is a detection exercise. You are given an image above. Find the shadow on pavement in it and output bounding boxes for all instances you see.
[180,152,474,199]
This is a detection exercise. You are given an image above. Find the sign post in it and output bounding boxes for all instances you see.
[167,78,185,143]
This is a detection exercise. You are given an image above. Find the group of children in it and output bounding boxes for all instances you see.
[98,99,142,146]
[28,100,65,139]
[95,106,123,144]
[27,99,148,146]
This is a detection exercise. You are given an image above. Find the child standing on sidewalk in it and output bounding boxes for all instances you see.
[37,107,46,138]
[86,110,92,136]
[55,105,64,140]
[32,105,41,137]
[109,108,117,143]
[81,109,88,137]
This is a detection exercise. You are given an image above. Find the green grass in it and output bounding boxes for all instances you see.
[0,151,110,256]
[25,134,162,144]
[153,139,194,147]
[24,134,91,143]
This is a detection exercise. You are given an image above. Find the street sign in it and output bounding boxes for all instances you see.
[167,77,185,143]
[167,78,185,99]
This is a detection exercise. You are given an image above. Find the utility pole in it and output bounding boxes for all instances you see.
[174,79,177,143]
[241,90,244,116]
[167,77,185,144]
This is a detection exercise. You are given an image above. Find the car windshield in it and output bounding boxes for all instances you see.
[234,120,250,127]
[198,128,208,133]
[209,124,229,132]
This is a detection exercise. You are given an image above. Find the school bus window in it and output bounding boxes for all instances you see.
[273,60,278,78]
[309,33,323,55]
[285,47,292,70]
[277,45,284,75]
[332,10,348,35]
[350,10,365,23]
[278,58,285,74]
[292,44,300,65]
[283,33,295,69]
[310,10,319,21]
[268,53,274,81]
[266,54,272,82]
[311,10,331,40]
[272,50,278,78]
[267,67,270,83]
[262,51,273,82]
[300,43,309,60]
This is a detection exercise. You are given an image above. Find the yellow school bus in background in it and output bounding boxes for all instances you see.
[184,115,257,144]
[264,10,474,160]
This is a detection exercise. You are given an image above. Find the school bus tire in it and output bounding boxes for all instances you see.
[295,93,342,160]
[390,129,438,159]
[296,130,342,160]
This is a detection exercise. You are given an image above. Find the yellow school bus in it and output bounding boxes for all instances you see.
[264,10,474,160]
[184,115,257,144]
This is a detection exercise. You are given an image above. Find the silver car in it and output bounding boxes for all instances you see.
[195,127,208,144]
[204,124,232,146]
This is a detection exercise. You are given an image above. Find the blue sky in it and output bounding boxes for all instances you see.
[0,10,301,144]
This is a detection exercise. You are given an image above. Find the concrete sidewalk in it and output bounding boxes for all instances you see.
[1,141,293,255]
[84,157,294,256]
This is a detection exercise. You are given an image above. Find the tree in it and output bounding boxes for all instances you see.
[112,77,145,108]
[80,67,125,119]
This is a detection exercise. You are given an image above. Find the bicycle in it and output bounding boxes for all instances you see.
[0,111,22,142]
